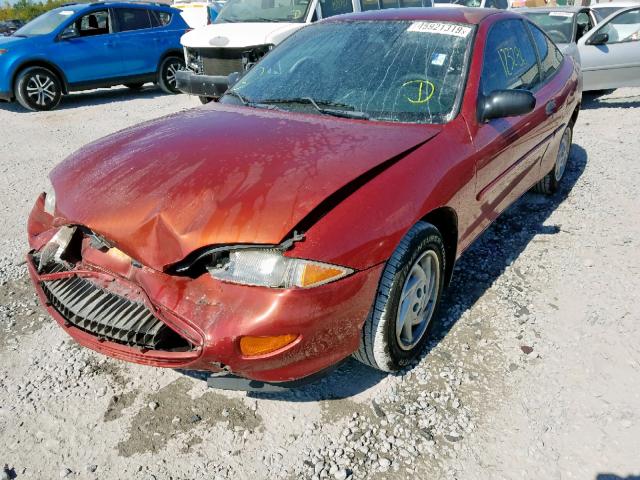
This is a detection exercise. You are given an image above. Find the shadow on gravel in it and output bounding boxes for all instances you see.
[582,90,640,110]
[247,144,588,403]
[596,475,640,480]
[0,85,168,113]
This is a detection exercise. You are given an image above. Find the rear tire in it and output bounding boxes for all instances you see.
[158,56,184,94]
[533,125,572,195]
[125,82,145,90]
[354,222,446,372]
[14,66,62,111]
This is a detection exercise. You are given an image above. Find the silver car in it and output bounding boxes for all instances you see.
[520,6,600,64]
[578,6,640,90]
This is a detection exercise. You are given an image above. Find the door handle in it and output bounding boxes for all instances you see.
[545,100,557,115]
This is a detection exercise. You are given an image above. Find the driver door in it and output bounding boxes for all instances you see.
[578,7,640,90]
[56,9,124,84]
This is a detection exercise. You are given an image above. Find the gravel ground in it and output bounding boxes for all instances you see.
[1,86,639,480]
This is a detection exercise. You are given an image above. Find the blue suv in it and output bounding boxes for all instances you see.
[0,2,189,111]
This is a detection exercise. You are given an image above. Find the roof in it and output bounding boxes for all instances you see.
[329,7,504,24]
[53,1,175,10]
[590,1,640,7]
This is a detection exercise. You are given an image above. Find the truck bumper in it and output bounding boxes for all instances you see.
[175,70,229,98]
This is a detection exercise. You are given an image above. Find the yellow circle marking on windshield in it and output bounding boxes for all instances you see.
[291,9,302,19]
[401,80,435,104]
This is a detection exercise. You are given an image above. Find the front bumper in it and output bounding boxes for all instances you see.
[175,70,229,98]
[0,90,12,101]
[27,222,383,383]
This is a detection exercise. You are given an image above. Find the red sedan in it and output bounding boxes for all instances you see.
[27,8,581,388]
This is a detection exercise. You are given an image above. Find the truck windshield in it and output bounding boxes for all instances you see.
[13,7,80,36]
[216,0,311,23]
[225,20,474,124]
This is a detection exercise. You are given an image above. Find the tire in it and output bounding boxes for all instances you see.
[125,82,145,90]
[158,56,184,94]
[199,96,213,105]
[354,222,446,372]
[533,125,572,195]
[14,66,62,111]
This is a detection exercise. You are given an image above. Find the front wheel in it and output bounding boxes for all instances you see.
[14,66,62,111]
[533,125,572,195]
[354,222,446,372]
[158,56,185,94]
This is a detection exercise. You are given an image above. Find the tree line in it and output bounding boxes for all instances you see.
[0,0,68,22]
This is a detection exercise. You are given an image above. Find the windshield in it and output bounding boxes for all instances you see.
[216,0,311,23]
[595,6,624,19]
[522,11,575,44]
[13,8,80,36]
[224,20,474,124]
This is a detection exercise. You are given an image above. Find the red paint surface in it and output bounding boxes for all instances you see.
[27,9,581,382]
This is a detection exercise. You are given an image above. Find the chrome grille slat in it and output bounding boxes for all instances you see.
[41,275,191,351]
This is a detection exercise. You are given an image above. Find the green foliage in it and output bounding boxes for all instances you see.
[0,0,70,22]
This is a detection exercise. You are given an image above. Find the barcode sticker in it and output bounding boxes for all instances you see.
[408,22,472,37]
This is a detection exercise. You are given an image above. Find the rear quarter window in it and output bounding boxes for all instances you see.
[527,21,563,80]
[150,10,172,27]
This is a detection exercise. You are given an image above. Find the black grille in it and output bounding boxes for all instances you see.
[41,275,191,351]
[196,47,243,76]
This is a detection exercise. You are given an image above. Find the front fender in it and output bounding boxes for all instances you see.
[287,117,476,271]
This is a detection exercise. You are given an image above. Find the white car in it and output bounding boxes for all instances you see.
[590,0,640,21]
[176,0,434,102]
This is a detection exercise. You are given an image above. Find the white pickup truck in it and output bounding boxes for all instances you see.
[176,0,434,102]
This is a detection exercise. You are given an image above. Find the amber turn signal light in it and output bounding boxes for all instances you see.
[239,334,298,357]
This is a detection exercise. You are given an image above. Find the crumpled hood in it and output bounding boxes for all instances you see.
[180,22,302,49]
[51,104,441,270]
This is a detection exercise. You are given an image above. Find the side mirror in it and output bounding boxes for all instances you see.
[588,32,609,45]
[59,27,78,40]
[227,71,241,89]
[478,89,536,123]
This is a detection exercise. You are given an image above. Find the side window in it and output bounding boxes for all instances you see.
[528,22,563,80]
[399,0,423,7]
[150,10,172,27]
[381,0,398,7]
[361,0,380,9]
[481,20,540,95]
[75,10,110,37]
[576,11,594,40]
[319,0,353,17]
[598,8,640,44]
[115,8,152,32]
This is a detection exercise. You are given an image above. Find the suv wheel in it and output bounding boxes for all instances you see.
[353,222,446,372]
[15,67,62,111]
[158,56,184,94]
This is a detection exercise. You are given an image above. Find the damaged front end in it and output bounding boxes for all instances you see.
[28,222,204,368]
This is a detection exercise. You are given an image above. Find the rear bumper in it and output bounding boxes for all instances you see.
[175,70,229,98]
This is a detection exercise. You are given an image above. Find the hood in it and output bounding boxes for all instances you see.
[0,35,27,47]
[180,22,303,49]
[51,104,441,271]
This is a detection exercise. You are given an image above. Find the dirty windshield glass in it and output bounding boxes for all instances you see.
[522,11,575,44]
[14,7,81,36]
[226,20,474,124]
[216,0,311,22]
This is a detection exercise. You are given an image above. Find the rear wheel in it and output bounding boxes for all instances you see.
[125,82,145,90]
[15,66,62,111]
[158,56,184,94]
[354,222,446,372]
[533,125,572,195]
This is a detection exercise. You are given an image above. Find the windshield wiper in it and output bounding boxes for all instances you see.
[257,97,369,120]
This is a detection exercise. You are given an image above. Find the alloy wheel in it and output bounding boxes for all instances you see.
[26,73,58,108]
[554,129,571,182]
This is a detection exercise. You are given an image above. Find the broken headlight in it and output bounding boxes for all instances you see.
[208,249,353,289]
[43,179,56,215]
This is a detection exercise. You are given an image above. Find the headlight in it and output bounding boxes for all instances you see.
[43,180,56,215]
[208,249,353,289]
